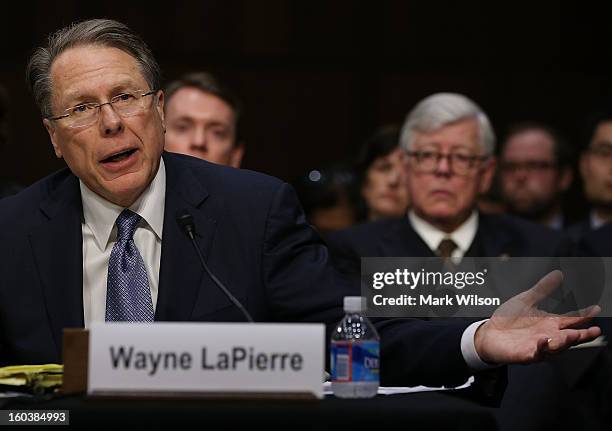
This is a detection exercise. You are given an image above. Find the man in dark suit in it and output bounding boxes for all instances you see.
[0,18,351,370]
[328,94,564,279]
[326,93,591,429]
[0,20,599,392]
[568,110,612,242]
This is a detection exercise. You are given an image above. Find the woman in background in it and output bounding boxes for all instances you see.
[356,126,410,221]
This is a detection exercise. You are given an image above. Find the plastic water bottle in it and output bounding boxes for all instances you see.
[331,296,380,398]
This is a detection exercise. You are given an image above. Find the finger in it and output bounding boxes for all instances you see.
[522,270,564,307]
[558,305,601,329]
[548,327,602,352]
[547,331,581,352]
[576,326,602,343]
[534,336,551,360]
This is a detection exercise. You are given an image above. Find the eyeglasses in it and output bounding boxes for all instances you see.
[500,160,557,174]
[406,150,488,175]
[47,90,158,129]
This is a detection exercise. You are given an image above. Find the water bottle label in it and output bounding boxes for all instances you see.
[331,341,379,382]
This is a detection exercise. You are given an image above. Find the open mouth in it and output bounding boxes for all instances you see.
[101,149,137,164]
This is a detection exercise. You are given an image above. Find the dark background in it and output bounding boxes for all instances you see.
[0,1,609,204]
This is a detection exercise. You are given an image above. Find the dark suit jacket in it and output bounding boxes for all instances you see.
[566,218,594,243]
[327,214,612,430]
[553,222,612,430]
[325,213,567,390]
[326,215,575,424]
[325,213,565,279]
[0,153,470,387]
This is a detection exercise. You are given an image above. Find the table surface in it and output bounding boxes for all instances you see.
[2,390,497,430]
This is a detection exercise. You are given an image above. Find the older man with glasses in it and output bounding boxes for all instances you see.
[326,93,593,428]
[328,93,564,266]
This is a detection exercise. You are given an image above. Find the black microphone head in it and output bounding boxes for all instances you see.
[176,209,195,237]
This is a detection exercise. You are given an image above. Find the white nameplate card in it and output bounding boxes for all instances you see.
[88,322,324,398]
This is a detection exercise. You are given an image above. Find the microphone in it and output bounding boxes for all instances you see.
[176,209,254,323]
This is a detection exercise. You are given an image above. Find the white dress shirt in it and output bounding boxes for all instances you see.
[81,159,166,328]
[409,210,478,262]
[409,210,493,371]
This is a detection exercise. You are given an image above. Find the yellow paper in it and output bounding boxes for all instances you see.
[0,377,27,386]
[0,364,63,378]
[0,364,63,393]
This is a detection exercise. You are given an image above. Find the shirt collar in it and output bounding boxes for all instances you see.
[80,158,166,251]
[408,210,478,256]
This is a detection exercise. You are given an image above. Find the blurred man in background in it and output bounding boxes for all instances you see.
[499,122,573,229]
[164,72,244,167]
[577,113,612,231]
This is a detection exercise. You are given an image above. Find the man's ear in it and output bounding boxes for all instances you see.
[479,156,497,194]
[43,118,62,158]
[230,143,245,168]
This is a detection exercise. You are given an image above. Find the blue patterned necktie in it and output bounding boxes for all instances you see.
[105,209,154,322]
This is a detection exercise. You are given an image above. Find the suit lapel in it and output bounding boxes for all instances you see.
[28,173,84,358]
[155,154,216,321]
[468,214,514,258]
[381,218,437,257]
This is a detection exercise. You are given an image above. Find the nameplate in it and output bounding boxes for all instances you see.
[87,322,324,398]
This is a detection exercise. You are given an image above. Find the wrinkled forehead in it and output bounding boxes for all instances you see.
[50,44,147,103]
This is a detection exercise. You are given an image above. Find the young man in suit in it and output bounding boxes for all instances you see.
[163,72,244,168]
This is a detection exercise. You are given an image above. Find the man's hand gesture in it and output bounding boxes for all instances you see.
[474,270,602,364]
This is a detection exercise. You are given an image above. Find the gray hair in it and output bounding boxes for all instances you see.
[26,18,161,118]
[399,93,496,156]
